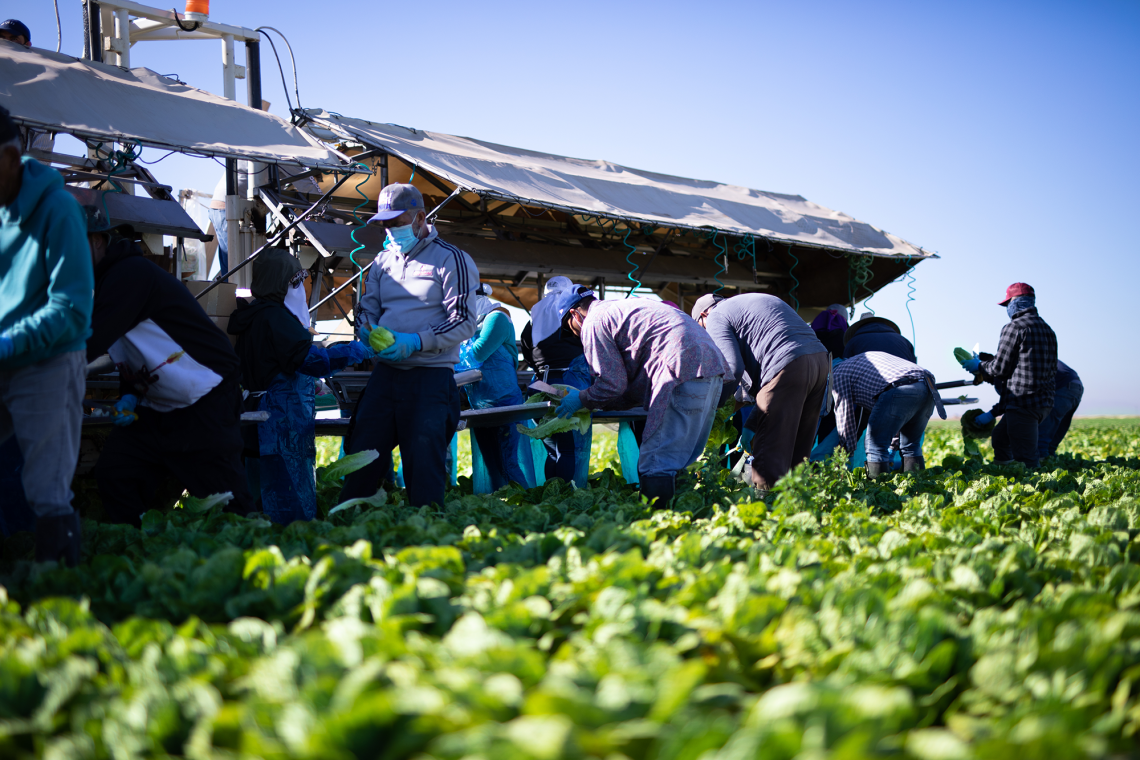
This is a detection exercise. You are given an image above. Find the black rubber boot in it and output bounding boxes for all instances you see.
[34,512,81,567]
[865,461,889,479]
[640,474,676,508]
[902,456,925,473]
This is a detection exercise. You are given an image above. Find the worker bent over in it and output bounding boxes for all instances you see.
[0,106,93,564]
[340,184,480,508]
[557,295,729,506]
[85,212,254,524]
[833,351,946,476]
[693,293,830,492]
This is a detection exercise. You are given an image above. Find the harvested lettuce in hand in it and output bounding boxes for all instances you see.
[518,410,592,439]
[517,383,591,439]
[369,326,395,353]
[953,347,973,363]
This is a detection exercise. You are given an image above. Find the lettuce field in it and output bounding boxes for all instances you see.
[2,419,1140,759]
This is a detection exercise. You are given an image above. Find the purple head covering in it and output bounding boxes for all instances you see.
[811,306,848,332]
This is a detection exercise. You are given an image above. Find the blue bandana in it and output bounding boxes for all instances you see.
[1006,295,1035,320]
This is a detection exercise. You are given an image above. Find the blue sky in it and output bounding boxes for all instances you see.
[17,0,1140,413]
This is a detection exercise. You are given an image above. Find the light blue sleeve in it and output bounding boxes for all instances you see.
[470,311,515,363]
[5,190,93,356]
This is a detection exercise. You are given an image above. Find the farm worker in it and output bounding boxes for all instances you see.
[810,304,848,442]
[832,351,946,476]
[557,295,728,505]
[959,283,1057,468]
[228,251,373,524]
[0,19,31,47]
[84,210,254,525]
[455,285,530,491]
[0,107,92,564]
[844,313,916,362]
[521,277,593,487]
[339,183,480,508]
[692,293,830,492]
[1039,361,1082,459]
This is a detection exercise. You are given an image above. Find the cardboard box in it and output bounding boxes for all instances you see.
[185,280,238,318]
[185,282,239,347]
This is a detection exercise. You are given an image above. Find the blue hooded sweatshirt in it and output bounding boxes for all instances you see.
[0,157,93,369]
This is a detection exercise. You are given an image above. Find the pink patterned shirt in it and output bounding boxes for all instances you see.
[578,300,728,441]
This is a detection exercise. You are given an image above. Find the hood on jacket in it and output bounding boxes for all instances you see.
[844,315,901,345]
[251,249,301,304]
[94,238,144,282]
[2,156,62,227]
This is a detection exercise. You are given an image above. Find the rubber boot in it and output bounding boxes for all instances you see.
[640,474,676,508]
[865,461,889,479]
[902,456,925,473]
[34,512,81,567]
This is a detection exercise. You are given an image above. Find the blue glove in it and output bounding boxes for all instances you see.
[975,411,995,426]
[739,428,755,453]
[0,335,13,361]
[359,324,374,344]
[960,356,981,373]
[555,387,584,418]
[113,394,139,426]
[377,331,421,362]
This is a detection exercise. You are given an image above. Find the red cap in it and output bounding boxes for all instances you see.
[999,282,1034,306]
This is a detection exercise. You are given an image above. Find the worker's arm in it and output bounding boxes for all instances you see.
[418,248,479,353]
[86,254,152,360]
[578,323,627,409]
[6,194,93,358]
[470,311,514,363]
[979,323,1018,383]
[519,321,536,370]
[833,373,859,454]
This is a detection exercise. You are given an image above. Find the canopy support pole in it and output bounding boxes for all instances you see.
[194,171,355,301]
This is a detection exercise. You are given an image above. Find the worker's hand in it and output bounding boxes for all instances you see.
[975,411,995,426]
[960,355,981,373]
[113,394,139,426]
[555,387,584,418]
[376,331,421,362]
[330,340,375,364]
[359,324,373,343]
[738,428,755,453]
[0,335,13,361]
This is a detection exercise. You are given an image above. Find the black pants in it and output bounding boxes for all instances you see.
[95,380,254,526]
[992,406,1049,468]
[340,365,460,507]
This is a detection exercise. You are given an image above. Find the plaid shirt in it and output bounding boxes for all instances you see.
[979,307,1056,411]
[833,351,931,453]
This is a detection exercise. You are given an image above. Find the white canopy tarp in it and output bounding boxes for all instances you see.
[304,109,933,259]
[0,42,351,171]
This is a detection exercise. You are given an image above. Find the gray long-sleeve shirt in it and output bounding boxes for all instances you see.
[703,294,826,401]
[357,225,480,369]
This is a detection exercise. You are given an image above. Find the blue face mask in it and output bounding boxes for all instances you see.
[385,223,419,252]
[1006,295,1035,320]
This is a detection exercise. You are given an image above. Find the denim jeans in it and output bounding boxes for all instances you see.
[1038,381,1083,458]
[865,382,935,463]
[992,406,1048,468]
[638,377,722,478]
[540,357,593,487]
[0,351,85,518]
[207,207,229,276]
